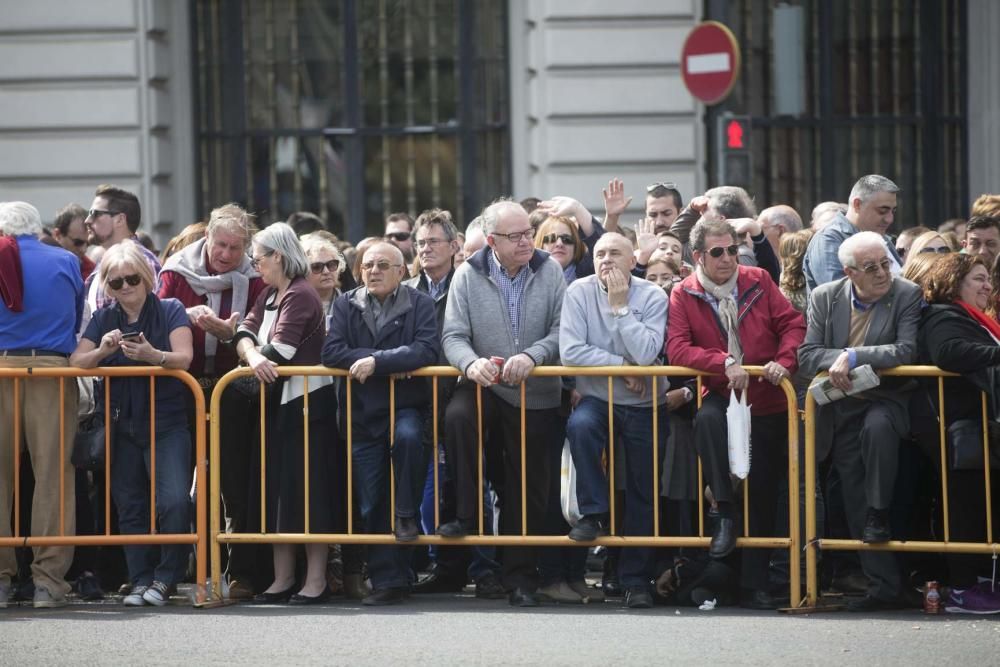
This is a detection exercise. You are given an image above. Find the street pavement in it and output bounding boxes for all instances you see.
[2,591,999,665]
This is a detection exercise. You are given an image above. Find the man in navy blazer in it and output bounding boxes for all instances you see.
[322,242,439,606]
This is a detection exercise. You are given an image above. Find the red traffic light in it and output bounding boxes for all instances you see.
[726,119,746,149]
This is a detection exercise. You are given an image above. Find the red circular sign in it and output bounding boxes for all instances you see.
[681,21,741,105]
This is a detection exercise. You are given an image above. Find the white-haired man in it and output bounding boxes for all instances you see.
[0,201,84,608]
[798,230,922,612]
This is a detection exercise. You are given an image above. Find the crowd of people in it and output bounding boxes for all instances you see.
[1,177,999,614]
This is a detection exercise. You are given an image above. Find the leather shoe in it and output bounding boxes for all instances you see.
[847,594,904,612]
[568,514,609,542]
[508,587,540,607]
[474,572,507,599]
[394,515,420,542]
[437,518,474,538]
[740,588,780,610]
[862,507,891,544]
[624,586,654,609]
[710,517,737,559]
[362,587,409,606]
[252,584,296,604]
[288,587,333,605]
[601,568,623,598]
[343,573,372,600]
[412,568,467,594]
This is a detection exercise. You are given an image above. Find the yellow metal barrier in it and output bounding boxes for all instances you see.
[210,364,802,606]
[803,365,1000,608]
[0,366,208,604]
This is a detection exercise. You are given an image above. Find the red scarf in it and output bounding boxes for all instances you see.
[955,299,1000,341]
[0,235,23,312]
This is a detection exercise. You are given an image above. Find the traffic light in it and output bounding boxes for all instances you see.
[716,114,752,187]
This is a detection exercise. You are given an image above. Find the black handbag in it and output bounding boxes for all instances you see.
[72,414,112,471]
[946,418,1000,470]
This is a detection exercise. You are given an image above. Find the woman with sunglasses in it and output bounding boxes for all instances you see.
[534,215,595,283]
[301,232,348,333]
[905,230,952,265]
[70,242,194,607]
[233,222,340,605]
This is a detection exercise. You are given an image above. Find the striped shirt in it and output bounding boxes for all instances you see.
[488,248,530,347]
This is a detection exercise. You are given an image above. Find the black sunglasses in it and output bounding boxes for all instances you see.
[706,244,740,258]
[386,231,411,242]
[88,208,119,219]
[918,246,951,254]
[310,259,340,274]
[542,233,574,246]
[107,274,142,290]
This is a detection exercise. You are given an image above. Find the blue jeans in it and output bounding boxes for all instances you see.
[567,397,667,588]
[353,408,427,590]
[112,422,191,587]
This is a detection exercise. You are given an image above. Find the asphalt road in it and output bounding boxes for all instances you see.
[2,592,999,665]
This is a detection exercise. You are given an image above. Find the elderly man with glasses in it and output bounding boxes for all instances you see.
[798,230,922,612]
[667,218,805,610]
[438,198,565,608]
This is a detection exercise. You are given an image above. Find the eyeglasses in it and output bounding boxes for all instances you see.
[542,233,574,246]
[415,237,446,249]
[309,259,340,274]
[646,181,678,193]
[706,244,740,258]
[386,232,411,242]
[491,228,535,244]
[361,260,402,272]
[107,274,142,290]
[250,250,274,269]
[87,208,119,220]
[857,259,893,275]
[919,246,951,254]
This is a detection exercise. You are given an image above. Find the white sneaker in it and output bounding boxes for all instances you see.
[142,581,175,607]
[33,586,68,609]
[123,585,150,606]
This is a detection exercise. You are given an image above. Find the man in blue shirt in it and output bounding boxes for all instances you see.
[0,201,84,609]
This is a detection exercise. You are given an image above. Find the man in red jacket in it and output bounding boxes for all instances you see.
[667,218,805,610]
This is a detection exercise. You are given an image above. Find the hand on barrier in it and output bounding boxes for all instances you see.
[725,362,749,391]
[246,349,279,383]
[828,351,853,392]
[501,353,535,385]
[760,360,790,386]
[466,358,499,387]
[350,356,377,384]
[665,388,688,411]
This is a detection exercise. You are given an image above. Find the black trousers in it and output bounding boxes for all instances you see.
[693,392,788,591]
[444,382,559,590]
[827,398,902,600]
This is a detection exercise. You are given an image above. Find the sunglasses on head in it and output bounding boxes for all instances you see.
[386,232,411,242]
[107,274,142,290]
[542,233,574,246]
[646,181,678,193]
[706,244,740,258]
[310,259,340,274]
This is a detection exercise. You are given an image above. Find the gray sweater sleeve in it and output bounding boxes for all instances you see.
[441,266,481,373]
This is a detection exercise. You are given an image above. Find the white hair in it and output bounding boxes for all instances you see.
[838,231,887,269]
[0,201,43,237]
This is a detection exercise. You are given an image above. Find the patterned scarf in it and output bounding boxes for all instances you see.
[696,265,742,363]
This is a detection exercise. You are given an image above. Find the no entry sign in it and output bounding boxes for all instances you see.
[681,21,741,105]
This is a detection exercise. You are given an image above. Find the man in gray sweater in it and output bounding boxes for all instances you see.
[438,199,565,608]
[560,233,669,609]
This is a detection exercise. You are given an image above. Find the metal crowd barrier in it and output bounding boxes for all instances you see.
[210,364,802,606]
[803,365,999,607]
[0,367,208,605]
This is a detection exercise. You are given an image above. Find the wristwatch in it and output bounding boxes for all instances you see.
[612,305,630,318]
[724,355,738,369]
